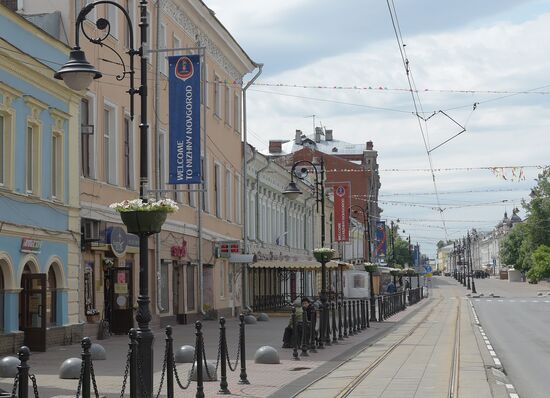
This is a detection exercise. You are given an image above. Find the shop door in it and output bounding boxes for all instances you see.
[20,274,46,351]
[106,267,133,334]
[203,266,214,308]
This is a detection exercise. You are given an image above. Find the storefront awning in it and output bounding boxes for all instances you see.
[228,253,255,263]
[249,260,353,270]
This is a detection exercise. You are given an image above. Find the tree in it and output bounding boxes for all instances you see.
[500,222,527,269]
[526,245,550,282]
[437,240,453,249]
[393,237,412,267]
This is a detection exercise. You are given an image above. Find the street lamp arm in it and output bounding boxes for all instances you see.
[75,0,137,118]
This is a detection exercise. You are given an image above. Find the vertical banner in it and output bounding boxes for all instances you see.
[332,183,350,242]
[168,55,201,184]
[374,221,387,260]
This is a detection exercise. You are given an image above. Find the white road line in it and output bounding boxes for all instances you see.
[505,384,514,389]
[509,394,519,398]
[489,350,497,356]
[494,358,502,366]
[487,344,493,350]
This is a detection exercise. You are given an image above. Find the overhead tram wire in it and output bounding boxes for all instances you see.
[386,0,449,240]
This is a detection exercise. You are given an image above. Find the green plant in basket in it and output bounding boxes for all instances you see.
[313,247,335,262]
[110,198,179,235]
[364,263,378,273]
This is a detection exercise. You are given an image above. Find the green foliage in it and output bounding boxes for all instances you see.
[437,240,454,249]
[499,167,550,273]
[526,245,550,282]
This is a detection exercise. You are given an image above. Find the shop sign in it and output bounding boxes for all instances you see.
[108,227,127,257]
[215,241,240,258]
[171,240,187,258]
[20,238,42,254]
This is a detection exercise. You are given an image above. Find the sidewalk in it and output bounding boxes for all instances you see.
[289,278,505,398]
[0,299,429,398]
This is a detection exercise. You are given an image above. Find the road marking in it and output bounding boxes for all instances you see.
[489,350,497,356]
[509,394,519,398]
[505,384,513,389]
[487,344,493,350]
[494,357,502,366]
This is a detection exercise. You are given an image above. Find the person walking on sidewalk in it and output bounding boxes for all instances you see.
[387,280,397,294]
[282,297,313,348]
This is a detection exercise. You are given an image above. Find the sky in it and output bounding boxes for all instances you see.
[207,0,550,258]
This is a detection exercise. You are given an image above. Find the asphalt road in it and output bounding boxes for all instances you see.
[468,277,550,398]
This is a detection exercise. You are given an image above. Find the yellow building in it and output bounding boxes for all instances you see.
[23,0,256,333]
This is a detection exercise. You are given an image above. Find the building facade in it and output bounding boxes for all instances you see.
[0,3,81,353]
[20,0,256,334]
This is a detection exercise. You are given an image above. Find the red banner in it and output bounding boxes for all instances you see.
[333,183,350,242]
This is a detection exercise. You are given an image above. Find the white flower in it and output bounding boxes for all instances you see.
[313,248,336,254]
[109,198,179,213]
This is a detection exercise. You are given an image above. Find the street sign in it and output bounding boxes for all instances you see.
[215,241,240,258]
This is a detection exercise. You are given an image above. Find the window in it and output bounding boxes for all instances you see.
[77,0,96,21]
[107,2,118,39]
[214,163,221,217]
[0,115,4,185]
[224,85,231,126]
[203,63,209,108]
[124,0,134,48]
[123,116,133,189]
[219,263,225,298]
[103,104,117,184]
[225,169,232,221]
[159,23,167,75]
[233,93,241,133]
[160,260,169,313]
[236,175,242,224]
[214,75,221,117]
[80,98,95,178]
[84,263,95,316]
[201,157,208,212]
[47,267,57,326]
[186,264,195,311]
[26,125,37,193]
[51,132,62,199]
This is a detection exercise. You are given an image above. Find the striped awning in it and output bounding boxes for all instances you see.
[249,260,353,270]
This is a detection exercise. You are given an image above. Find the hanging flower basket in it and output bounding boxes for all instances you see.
[390,268,403,277]
[313,248,335,263]
[110,198,179,235]
[364,263,378,273]
[119,210,167,235]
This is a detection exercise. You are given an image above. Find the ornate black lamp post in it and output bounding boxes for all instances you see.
[283,158,327,344]
[55,1,155,395]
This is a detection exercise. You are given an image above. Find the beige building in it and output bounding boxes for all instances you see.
[22,0,256,333]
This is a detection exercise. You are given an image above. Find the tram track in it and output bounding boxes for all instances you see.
[292,290,465,398]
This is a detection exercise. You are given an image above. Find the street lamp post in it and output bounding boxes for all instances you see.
[55,1,154,395]
[468,232,477,294]
[283,158,327,345]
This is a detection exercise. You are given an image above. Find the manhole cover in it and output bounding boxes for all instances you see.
[289,367,311,371]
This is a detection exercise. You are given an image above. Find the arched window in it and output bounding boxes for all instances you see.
[47,267,57,326]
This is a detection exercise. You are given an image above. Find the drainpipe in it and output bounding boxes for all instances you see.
[242,62,263,309]
[153,1,164,314]
[255,161,271,245]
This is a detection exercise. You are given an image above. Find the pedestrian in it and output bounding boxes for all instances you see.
[404,279,411,290]
[387,280,397,294]
[282,297,313,348]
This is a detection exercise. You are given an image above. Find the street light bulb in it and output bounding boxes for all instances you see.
[54,48,102,91]
[60,71,95,91]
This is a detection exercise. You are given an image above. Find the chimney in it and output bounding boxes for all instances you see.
[269,140,283,154]
[325,129,333,141]
[295,129,302,145]
[366,141,373,150]
[315,127,323,143]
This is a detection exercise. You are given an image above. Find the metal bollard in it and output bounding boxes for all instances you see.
[351,300,357,334]
[165,326,174,398]
[301,305,309,357]
[17,346,30,398]
[218,318,230,394]
[331,302,338,343]
[366,299,370,328]
[338,301,343,340]
[129,329,138,398]
[360,300,365,329]
[291,306,300,360]
[318,304,325,349]
[81,337,92,398]
[343,301,348,338]
[309,308,318,353]
[238,314,250,384]
[348,300,353,336]
[356,300,362,331]
[324,302,332,346]
[195,321,205,398]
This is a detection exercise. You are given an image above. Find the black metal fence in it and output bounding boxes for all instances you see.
[6,315,250,398]
[6,287,427,398]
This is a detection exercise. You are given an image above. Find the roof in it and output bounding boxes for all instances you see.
[262,133,367,157]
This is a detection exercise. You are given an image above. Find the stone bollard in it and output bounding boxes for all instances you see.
[254,346,280,364]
